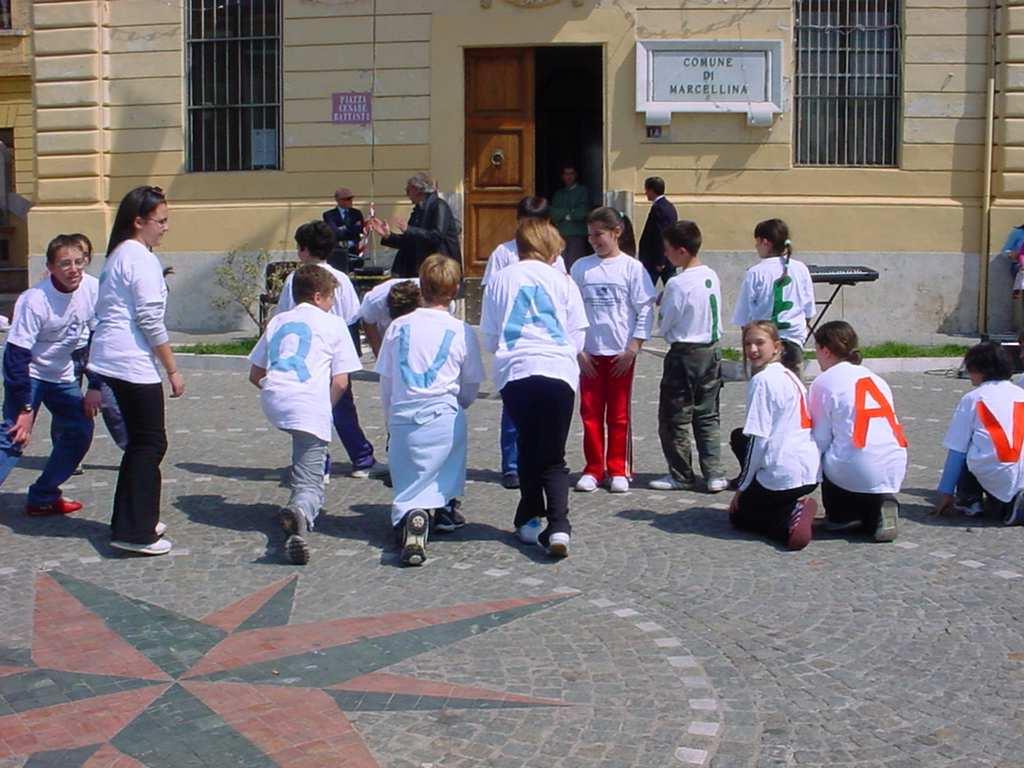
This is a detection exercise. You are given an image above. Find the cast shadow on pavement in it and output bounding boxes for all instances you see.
[14,455,120,473]
[0,495,113,558]
[175,461,291,484]
[173,493,290,565]
[897,487,1006,529]
[342,503,557,566]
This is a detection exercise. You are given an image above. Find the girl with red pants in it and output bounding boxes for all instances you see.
[570,207,657,493]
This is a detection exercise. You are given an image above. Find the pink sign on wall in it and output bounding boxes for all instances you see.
[332,92,372,125]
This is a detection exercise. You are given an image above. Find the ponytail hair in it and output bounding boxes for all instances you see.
[813,320,863,365]
[105,185,166,257]
[754,218,792,276]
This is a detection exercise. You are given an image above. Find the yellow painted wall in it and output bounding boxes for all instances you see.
[23,0,1018,262]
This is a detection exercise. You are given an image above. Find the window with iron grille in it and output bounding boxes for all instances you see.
[794,0,902,166]
[186,0,281,172]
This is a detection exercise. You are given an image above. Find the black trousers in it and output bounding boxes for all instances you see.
[103,377,167,545]
[821,475,887,530]
[501,376,574,538]
[731,479,817,543]
[730,427,750,474]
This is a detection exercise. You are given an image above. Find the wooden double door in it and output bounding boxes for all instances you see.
[464,48,535,278]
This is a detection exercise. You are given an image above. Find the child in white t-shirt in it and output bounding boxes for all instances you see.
[278,221,385,481]
[570,207,656,494]
[809,321,908,541]
[728,321,820,550]
[359,277,417,358]
[732,219,815,373]
[249,264,362,564]
[650,220,727,493]
[935,342,1024,524]
[376,255,485,566]
[482,196,568,491]
[481,219,589,558]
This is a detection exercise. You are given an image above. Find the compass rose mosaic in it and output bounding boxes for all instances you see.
[0,572,571,766]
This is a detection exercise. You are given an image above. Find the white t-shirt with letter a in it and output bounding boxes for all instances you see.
[480,259,588,393]
[809,361,908,494]
[249,302,362,443]
[943,379,1024,503]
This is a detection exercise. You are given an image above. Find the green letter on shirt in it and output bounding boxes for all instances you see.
[771,276,793,330]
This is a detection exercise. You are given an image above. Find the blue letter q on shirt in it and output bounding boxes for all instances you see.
[269,321,312,382]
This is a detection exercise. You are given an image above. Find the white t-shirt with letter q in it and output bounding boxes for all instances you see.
[249,302,362,443]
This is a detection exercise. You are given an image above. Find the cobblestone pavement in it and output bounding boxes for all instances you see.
[0,351,1022,768]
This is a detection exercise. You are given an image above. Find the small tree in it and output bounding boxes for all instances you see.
[211,249,276,332]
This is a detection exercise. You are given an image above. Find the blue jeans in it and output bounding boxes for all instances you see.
[0,378,94,505]
[500,407,518,475]
[332,384,375,470]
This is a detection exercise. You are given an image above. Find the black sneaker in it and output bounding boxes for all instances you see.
[875,496,899,542]
[433,500,466,533]
[401,509,430,566]
[280,507,310,565]
[502,472,520,490]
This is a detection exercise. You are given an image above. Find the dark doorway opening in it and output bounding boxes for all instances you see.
[534,46,603,207]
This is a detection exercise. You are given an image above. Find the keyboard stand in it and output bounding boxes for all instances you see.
[809,282,848,334]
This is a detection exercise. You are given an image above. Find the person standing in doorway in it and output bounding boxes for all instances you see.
[368,173,461,278]
[550,164,591,271]
[638,176,679,289]
[88,186,184,556]
[322,187,365,272]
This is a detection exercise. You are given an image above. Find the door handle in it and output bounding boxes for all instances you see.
[489,149,505,167]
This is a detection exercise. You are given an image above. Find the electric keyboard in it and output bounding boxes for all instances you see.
[808,265,880,286]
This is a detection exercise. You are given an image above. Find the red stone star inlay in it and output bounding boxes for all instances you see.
[0,572,571,767]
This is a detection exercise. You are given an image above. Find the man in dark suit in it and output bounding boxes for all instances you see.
[322,187,365,272]
[638,176,679,288]
[368,173,461,278]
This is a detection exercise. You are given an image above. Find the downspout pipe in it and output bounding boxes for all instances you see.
[979,0,997,336]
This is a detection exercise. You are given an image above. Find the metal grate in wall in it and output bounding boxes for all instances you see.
[794,0,902,167]
[186,0,281,172]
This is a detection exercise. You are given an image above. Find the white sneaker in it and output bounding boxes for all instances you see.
[155,521,167,537]
[609,476,629,494]
[323,471,331,485]
[956,500,984,517]
[111,538,172,556]
[705,477,729,493]
[352,461,389,479]
[516,517,543,545]
[575,474,599,493]
[648,475,693,491]
[544,531,570,558]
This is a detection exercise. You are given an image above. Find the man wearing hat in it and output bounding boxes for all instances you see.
[323,187,365,272]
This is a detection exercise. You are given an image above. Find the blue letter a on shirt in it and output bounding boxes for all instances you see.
[503,285,566,349]
[399,324,455,388]
[269,322,312,382]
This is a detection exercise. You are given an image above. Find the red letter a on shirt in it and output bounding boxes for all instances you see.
[852,377,908,448]
[976,401,1024,462]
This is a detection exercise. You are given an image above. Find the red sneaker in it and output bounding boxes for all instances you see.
[26,498,83,517]
[787,497,816,551]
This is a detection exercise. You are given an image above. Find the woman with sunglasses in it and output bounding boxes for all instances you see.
[87,186,184,555]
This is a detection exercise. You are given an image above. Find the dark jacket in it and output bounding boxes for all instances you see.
[322,206,365,257]
[382,192,461,278]
[638,196,679,273]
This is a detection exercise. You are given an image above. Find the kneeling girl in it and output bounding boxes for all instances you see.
[729,321,820,550]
